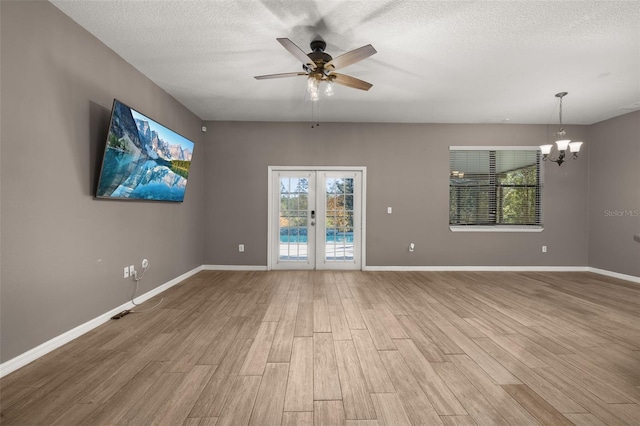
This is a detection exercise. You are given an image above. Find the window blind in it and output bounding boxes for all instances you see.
[449,148,542,228]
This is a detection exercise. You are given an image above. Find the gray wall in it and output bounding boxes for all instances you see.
[203,121,589,267]
[588,111,640,277]
[0,1,205,362]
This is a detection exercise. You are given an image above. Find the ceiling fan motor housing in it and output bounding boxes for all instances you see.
[306,51,332,69]
[306,40,332,74]
[310,39,326,52]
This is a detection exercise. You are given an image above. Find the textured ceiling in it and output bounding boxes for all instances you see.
[50,0,640,124]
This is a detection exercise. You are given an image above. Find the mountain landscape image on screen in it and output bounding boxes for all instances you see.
[96,100,194,201]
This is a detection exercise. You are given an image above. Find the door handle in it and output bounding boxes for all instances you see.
[311,221,315,226]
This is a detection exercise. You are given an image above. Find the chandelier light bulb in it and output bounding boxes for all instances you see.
[540,144,553,155]
[569,141,583,153]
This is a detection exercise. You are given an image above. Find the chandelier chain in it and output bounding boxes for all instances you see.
[559,96,563,129]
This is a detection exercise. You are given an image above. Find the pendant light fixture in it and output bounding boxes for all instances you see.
[540,92,583,166]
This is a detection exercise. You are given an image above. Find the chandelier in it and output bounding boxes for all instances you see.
[540,92,583,166]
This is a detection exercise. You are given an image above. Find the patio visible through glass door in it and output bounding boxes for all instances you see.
[316,172,361,269]
[271,169,363,270]
[276,172,315,268]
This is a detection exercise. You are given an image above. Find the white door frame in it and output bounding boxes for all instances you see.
[267,166,367,271]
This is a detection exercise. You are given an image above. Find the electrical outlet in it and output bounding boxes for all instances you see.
[387,207,392,214]
[124,266,129,279]
[129,265,135,275]
[239,244,245,252]
[542,245,547,253]
[141,258,149,268]
[409,242,415,252]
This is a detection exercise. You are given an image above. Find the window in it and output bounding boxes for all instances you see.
[449,147,542,231]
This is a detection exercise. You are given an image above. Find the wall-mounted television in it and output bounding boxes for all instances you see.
[95,99,194,202]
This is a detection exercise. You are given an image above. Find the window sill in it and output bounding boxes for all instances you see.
[450,226,543,233]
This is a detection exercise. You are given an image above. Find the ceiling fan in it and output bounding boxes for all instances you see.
[254,38,377,95]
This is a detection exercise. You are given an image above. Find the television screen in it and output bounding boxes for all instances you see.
[96,99,194,202]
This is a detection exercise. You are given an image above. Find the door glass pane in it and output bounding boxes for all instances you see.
[279,176,309,261]
[325,177,354,262]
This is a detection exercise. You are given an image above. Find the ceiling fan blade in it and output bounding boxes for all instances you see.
[277,38,317,70]
[324,44,377,71]
[331,73,373,91]
[254,72,308,80]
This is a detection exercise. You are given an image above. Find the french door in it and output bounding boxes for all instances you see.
[269,168,364,270]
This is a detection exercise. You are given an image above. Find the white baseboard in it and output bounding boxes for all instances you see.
[202,265,268,271]
[0,265,203,379]
[589,267,640,284]
[363,265,639,284]
[363,266,590,272]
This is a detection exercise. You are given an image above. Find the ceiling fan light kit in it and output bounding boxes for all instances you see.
[255,37,377,102]
[540,92,583,166]
[306,75,334,102]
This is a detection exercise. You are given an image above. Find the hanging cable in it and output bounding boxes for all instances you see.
[130,260,163,313]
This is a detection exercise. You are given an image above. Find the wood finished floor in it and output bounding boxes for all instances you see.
[1,270,640,425]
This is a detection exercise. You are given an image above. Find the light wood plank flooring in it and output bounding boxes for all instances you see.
[1,270,640,425]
